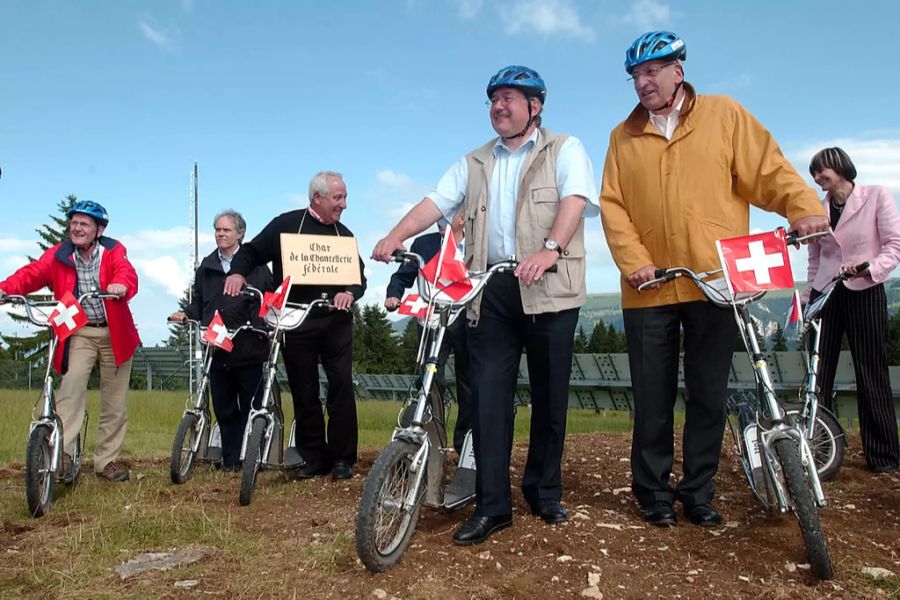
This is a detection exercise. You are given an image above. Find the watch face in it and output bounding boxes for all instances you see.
[544,240,559,251]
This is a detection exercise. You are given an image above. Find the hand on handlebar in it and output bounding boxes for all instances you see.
[515,250,558,286]
[840,261,870,278]
[372,237,406,263]
[787,216,830,245]
[627,264,661,290]
[332,291,354,310]
[384,297,401,312]
[107,283,127,298]
[168,311,187,322]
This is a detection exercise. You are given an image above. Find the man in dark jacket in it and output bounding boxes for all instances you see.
[224,171,367,481]
[170,210,273,470]
[384,211,471,454]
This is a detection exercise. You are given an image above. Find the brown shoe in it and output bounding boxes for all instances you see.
[96,461,130,482]
[61,452,76,484]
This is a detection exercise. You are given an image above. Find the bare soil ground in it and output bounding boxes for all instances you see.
[0,431,898,599]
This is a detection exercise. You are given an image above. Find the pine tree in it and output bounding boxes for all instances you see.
[166,286,194,346]
[771,323,788,351]
[399,317,421,373]
[7,195,78,358]
[573,325,589,353]
[357,304,404,373]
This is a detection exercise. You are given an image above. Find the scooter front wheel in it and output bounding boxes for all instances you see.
[25,424,55,518]
[356,440,425,572]
[170,413,203,485]
[239,417,267,506]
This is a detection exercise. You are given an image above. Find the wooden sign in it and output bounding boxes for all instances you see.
[280,233,361,286]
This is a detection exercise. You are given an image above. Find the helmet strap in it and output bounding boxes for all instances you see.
[650,81,683,113]
[502,97,538,141]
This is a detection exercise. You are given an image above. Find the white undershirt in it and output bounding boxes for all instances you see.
[649,94,685,140]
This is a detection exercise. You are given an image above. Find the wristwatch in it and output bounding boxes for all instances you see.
[543,238,563,256]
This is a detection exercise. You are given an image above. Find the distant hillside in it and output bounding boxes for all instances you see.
[392,279,900,343]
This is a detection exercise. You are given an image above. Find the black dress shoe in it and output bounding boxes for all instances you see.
[332,461,353,481]
[529,500,568,524]
[294,461,330,479]
[644,502,677,527]
[452,514,512,546]
[685,503,722,527]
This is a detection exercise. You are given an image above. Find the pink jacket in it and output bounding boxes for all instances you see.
[804,184,900,302]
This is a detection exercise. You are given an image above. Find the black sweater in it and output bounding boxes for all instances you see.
[230,209,367,307]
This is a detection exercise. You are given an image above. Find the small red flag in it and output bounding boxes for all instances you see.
[785,290,802,329]
[48,292,88,342]
[420,229,472,301]
[716,229,795,294]
[203,310,234,352]
[397,293,429,318]
[259,276,292,317]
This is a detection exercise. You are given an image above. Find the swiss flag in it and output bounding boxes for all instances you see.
[398,293,429,318]
[48,292,88,342]
[785,290,802,329]
[203,310,234,352]
[259,276,292,317]
[420,229,472,301]
[716,229,795,294]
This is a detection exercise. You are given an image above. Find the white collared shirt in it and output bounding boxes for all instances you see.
[218,247,237,273]
[649,93,685,140]
[428,130,599,265]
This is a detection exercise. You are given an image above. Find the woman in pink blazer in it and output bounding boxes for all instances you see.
[805,147,900,473]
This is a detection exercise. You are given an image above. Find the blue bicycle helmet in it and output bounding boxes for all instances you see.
[67,200,110,227]
[625,31,686,74]
[486,65,547,104]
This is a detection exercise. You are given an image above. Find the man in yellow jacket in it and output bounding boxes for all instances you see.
[600,31,828,528]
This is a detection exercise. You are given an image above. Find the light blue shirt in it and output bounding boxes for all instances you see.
[218,248,235,274]
[428,129,599,265]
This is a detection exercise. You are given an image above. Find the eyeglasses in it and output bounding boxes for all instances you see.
[485,93,525,107]
[627,62,676,83]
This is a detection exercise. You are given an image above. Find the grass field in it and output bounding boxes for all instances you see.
[0,389,636,468]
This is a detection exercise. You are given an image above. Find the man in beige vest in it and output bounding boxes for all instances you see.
[373,65,599,545]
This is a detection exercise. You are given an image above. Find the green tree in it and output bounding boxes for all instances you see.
[166,286,193,346]
[771,323,788,351]
[355,304,404,373]
[399,317,420,374]
[573,325,589,353]
[7,195,78,359]
[589,320,627,353]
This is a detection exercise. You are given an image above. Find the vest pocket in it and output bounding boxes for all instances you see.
[531,187,559,229]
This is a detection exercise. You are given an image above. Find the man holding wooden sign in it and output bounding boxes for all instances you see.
[224,171,367,481]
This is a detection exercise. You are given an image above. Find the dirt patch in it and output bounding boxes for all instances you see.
[1,431,898,599]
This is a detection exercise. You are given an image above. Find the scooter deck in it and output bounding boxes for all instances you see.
[283,446,305,469]
[443,466,476,509]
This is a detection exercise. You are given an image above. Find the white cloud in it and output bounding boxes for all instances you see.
[789,134,900,198]
[139,20,173,49]
[454,0,484,19]
[375,169,431,200]
[131,255,192,298]
[502,0,595,42]
[0,238,35,253]
[615,0,675,31]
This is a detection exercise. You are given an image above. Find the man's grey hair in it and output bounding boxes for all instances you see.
[214,209,247,241]
[308,171,344,201]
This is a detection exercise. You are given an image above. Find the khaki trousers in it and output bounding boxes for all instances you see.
[55,326,132,473]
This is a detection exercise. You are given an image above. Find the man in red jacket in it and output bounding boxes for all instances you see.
[0,200,140,482]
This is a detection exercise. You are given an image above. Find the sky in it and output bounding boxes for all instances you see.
[2,0,899,346]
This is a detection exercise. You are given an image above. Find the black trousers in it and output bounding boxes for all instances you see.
[815,283,899,469]
[432,316,472,453]
[468,272,579,517]
[623,301,738,508]
[209,362,263,467]
[281,312,357,466]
